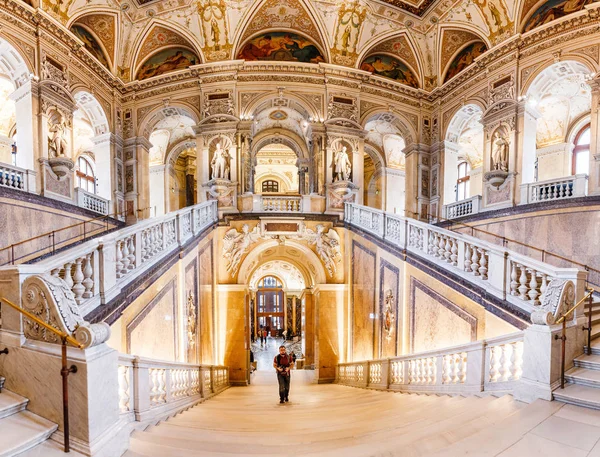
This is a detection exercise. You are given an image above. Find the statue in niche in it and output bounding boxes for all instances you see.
[222,224,261,276]
[186,291,197,351]
[383,289,395,340]
[211,143,230,180]
[491,131,509,172]
[304,224,341,277]
[334,146,352,182]
[48,116,68,158]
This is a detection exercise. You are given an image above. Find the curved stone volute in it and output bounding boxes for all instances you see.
[21,274,110,348]
[530,279,575,325]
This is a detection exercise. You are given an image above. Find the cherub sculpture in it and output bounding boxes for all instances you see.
[222,224,261,276]
[304,224,341,277]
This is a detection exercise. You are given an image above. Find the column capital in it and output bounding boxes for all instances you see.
[124,136,152,151]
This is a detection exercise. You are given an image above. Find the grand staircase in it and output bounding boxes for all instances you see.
[118,371,600,457]
[0,389,57,457]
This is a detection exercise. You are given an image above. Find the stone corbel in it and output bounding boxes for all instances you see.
[21,274,110,348]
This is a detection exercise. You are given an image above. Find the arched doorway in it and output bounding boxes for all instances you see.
[255,144,299,194]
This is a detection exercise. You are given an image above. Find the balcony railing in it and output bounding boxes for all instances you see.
[337,332,524,394]
[0,200,218,317]
[0,163,35,192]
[520,174,588,204]
[344,203,587,315]
[75,187,110,215]
[255,195,302,212]
[442,195,482,220]
[118,355,229,422]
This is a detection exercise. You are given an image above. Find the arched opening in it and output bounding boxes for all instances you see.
[444,104,484,206]
[572,123,590,176]
[364,113,408,214]
[0,38,34,178]
[248,260,307,371]
[73,91,112,203]
[254,144,299,194]
[525,61,592,187]
[147,110,197,216]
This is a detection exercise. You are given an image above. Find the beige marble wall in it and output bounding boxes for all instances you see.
[0,195,120,263]
[315,285,346,383]
[198,239,215,364]
[303,292,315,368]
[351,241,377,360]
[218,286,247,385]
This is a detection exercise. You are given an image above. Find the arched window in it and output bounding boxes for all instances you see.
[456,161,470,201]
[572,124,590,175]
[262,180,279,193]
[76,156,96,194]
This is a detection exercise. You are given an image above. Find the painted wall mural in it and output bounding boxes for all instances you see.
[71,25,110,69]
[523,0,594,32]
[473,0,514,45]
[443,42,487,83]
[197,0,231,61]
[136,48,199,80]
[360,54,419,88]
[237,32,325,63]
[332,1,367,66]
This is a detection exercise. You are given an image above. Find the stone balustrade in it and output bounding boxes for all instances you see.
[344,203,587,315]
[256,195,302,212]
[442,195,482,220]
[337,332,524,394]
[75,187,110,215]
[2,200,218,317]
[0,163,35,192]
[519,174,588,204]
[118,355,229,423]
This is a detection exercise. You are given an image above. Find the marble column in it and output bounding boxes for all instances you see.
[515,100,540,202]
[9,79,38,174]
[90,133,114,202]
[123,136,152,222]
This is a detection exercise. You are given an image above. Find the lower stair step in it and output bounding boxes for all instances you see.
[553,383,600,410]
[564,367,600,388]
[0,410,58,457]
[0,390,28,420]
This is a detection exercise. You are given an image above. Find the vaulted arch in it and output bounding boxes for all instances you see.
[438,27,489,84]
[68,11,118,71]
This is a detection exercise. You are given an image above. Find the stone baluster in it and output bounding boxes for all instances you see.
[471,247,480,276]
[127,236,136,270]
[121,239,130,276]
[528,269,539,304]
[464,244,472,272]
[498,345,508,382]
[458,354,466,383]
[489,346,499,382]
[444,237,452,263]
[82,253,94,298]
[478,249,488,279]
[518,265,528,300]
[450,239,458,266]
[63,262,74,291]
[72,257,85,304]
[510,262,518,295]
[539,274,548,304]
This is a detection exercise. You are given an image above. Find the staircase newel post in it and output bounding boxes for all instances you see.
[382,358,391,390]
[363,361,369,388]
[132,357,151,421]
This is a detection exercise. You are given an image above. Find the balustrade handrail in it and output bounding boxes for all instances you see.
[404,207,600,292]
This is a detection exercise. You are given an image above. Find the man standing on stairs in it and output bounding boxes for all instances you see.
[274,345,294,404]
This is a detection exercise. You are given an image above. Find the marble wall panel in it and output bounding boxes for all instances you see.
[199,240,215,364]
[185,258,199,364]
[409,277,477,353]
[127,279,177,360]
[351,241,376,361]
[379,259,400,358]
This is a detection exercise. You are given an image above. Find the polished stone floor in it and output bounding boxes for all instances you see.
[116,372,600,457]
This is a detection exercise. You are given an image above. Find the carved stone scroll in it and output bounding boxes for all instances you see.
[530,279,575,325]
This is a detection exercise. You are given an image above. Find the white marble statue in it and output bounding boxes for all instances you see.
[492,131,509,172]
[211,143,230,180]
[304,224,341,277]
[222,224,261,276]
[334,146,352,182]
[49,117,68,158]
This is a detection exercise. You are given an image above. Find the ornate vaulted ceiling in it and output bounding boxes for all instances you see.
[26,0,596,91]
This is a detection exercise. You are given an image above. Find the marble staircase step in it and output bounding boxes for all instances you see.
[0,389,28,420]
[588,338,600,354]
[565,366,600,387]
[15,439,86,457]
[0,410,57,457]
[573,353,600,370]
[553,383,600,410]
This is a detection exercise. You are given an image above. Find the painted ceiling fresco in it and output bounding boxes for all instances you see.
[37,0,593,88]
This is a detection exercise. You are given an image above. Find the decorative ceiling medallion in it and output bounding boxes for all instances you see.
[269,110,288,121]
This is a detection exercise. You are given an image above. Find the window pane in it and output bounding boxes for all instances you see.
[578,128,590,146]
[575,149,589,175]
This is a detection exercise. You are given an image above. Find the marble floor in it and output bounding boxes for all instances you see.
[116,372,600,457]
